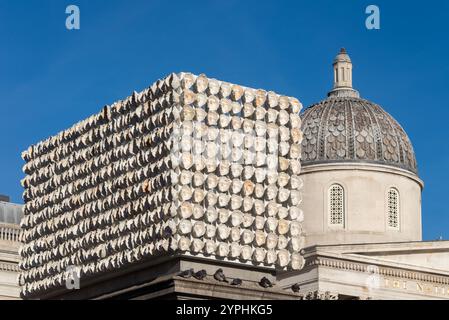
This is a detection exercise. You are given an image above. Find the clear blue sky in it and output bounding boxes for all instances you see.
[0,1,448,240]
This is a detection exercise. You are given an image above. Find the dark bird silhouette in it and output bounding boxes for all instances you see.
[193,269,207,280]
[230,278,242,286]
[213,268,229,283]
[178,268,194,278]
[259,277,273,288]
[291,283,301,293]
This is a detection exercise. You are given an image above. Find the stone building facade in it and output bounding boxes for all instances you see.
[279,49,449,300]
[0,199,22,299]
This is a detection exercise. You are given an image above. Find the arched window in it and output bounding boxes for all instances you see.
[387,188,400,229]
[329,184,344,226]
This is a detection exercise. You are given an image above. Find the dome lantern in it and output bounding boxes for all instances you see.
[329,48,360,98]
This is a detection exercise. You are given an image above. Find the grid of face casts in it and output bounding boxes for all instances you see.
[19,72,305,297]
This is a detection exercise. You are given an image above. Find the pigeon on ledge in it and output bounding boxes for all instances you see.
[193,269,207,280]
[213,268,229,283]
[178,268,194,278]
[259,277,273,288]
[291,283,301,293]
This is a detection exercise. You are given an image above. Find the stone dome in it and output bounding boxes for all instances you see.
[301,49,418,174]
[301,97,417,174]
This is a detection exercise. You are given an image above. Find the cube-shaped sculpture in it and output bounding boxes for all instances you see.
[19,73,305,297]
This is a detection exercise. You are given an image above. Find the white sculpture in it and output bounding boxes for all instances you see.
[19,72,306,297]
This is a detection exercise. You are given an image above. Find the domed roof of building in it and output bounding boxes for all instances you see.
[301,49,418,174]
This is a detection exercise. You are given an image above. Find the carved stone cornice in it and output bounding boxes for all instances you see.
[0,261,20,272]
[306,256,449,286]
[301,290,339,300]
[0,223,21,243]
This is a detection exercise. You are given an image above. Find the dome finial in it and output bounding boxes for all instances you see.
[328,48,360,98]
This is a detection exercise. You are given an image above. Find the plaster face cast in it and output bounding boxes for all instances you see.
[255,230,267,247]
[291,253,305,270]
[218,193,230,207]
[206,207,218,223]
[218,160,231,176]
[205,240,217,255]
[231,116,242,130]
[290,221,302,237]
[242,213,255,228]
[217,243,230,257]
[289,206,304,222]
[231,211,243,227]
[230,196,243,211]
[193,156,205,171]
[179,202,193,219]
[179,170,193,185]
[243,166,255,180]
[230,243,241,258]
[290,160,301,175]
[290,236,305,252]
[266,202,279,217]
[217,224,230,241]
[178,219,192,235]
[192,239,205,253]
[206,174,219,190]
[277,249,290,267]
[241,230,255,245]
[231,179,243,194]
[192,204,205,219]
[178,237,191,251]
[193,222,206,238]
[266,185,278,201]
[230,227,241,242]
[243,180,255,196]
[277,219,290,235]
[241,245,253,261]
[243,197,253,212]
[193,189,205,204]
[179,186,193,201]
[290,175,303,190]
[253,248,266,263]
[266,217,278,233]
[206,192,218,207]
[279,142,290,157]
[266,250,277,264]
[206,224,217,239]
[278,207,289,220]
[254,199,265,215]
[278,235,289,250]
[205,158,218,173]
[181,153,194,170]
[218,209,230,224]
[290,190,302,206]
[218,177,231,193]
[255,216,266,230]
[193,172,204,187]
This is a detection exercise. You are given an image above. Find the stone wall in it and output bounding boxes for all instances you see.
[0,223,21,299]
